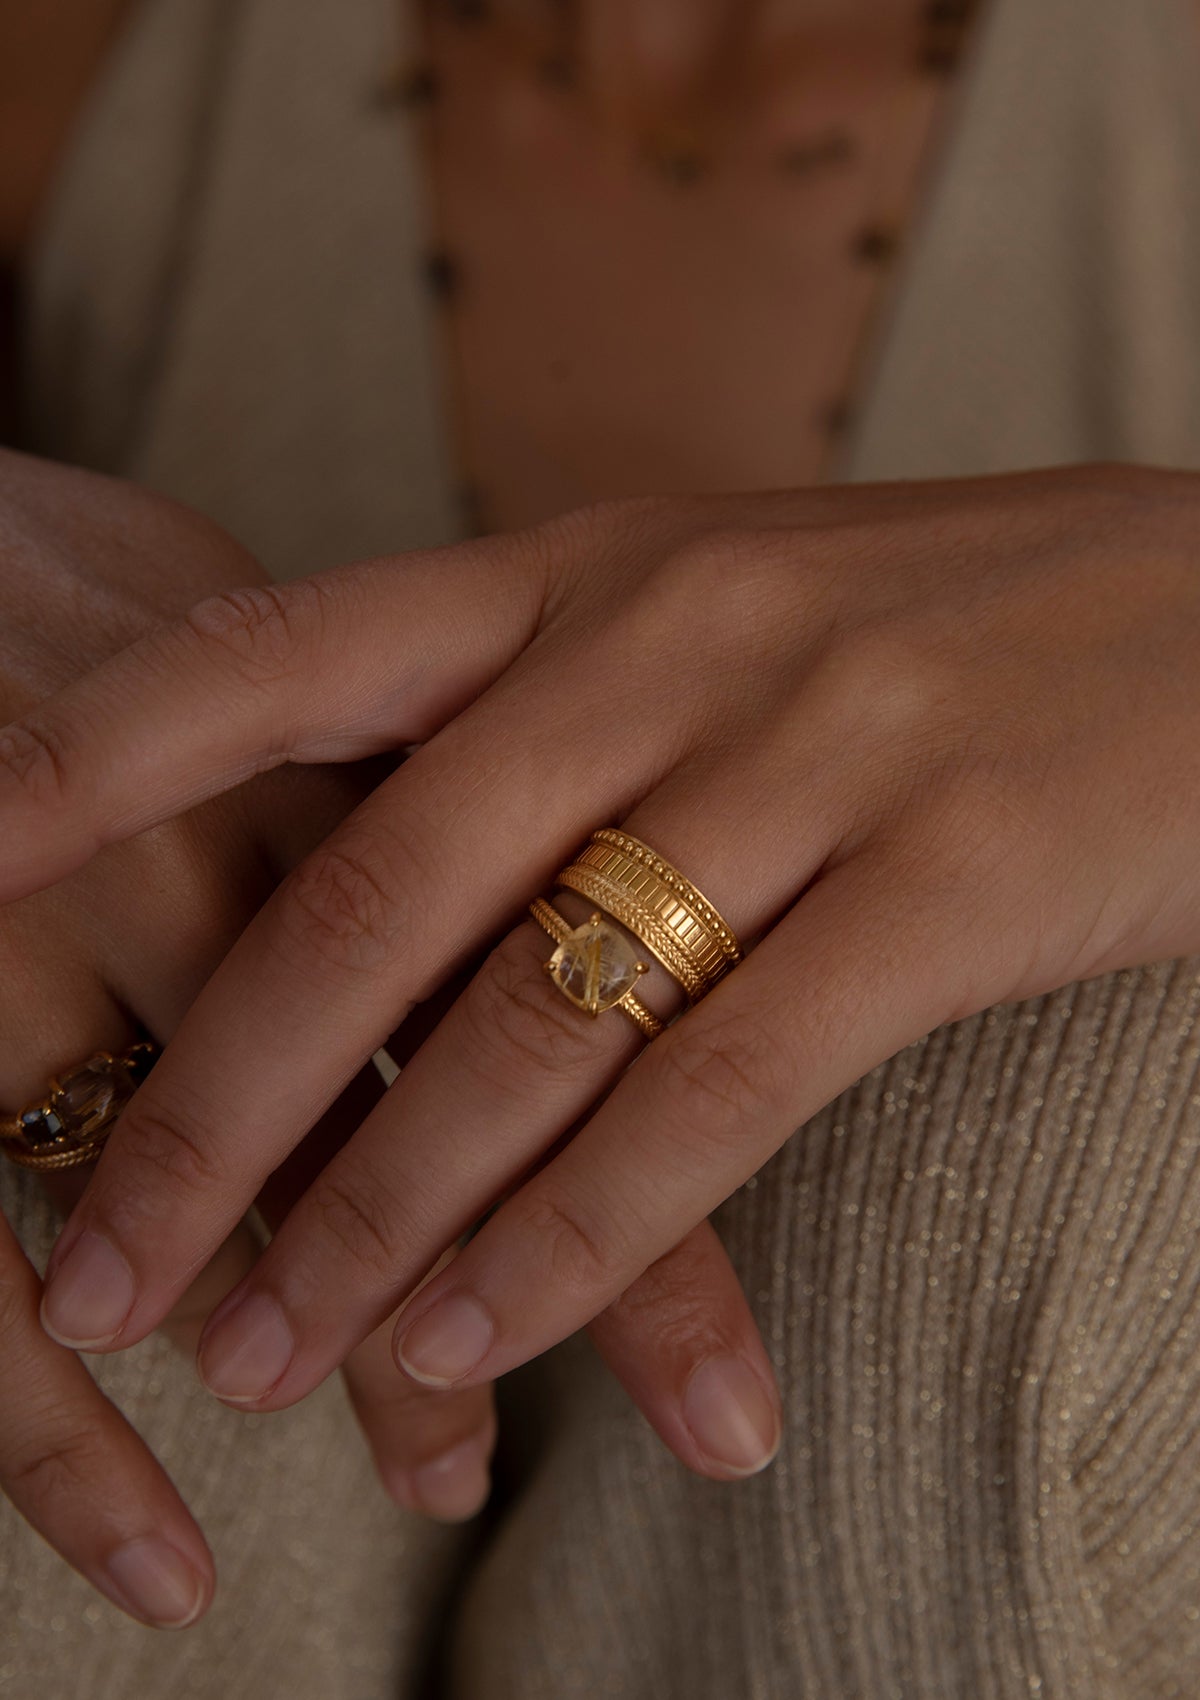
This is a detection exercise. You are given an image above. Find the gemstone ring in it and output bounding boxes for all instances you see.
[530,899,664,1038]
[0,1040,160,1171]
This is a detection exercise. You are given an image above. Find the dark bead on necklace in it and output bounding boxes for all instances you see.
[423,249,461,304]
[395,64,440,107]
[537,53,577,89]
[820,399,855,439]
[852,224,900,266]
[457,481,488,536]
[918,37,963,74]
[643,136,710,188]
[658,151,708,187]
[374,62,440,110]
[776,130,858,176]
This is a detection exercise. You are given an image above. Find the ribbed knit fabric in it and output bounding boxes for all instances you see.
[0,1183,472,1699]
[452,959,1200,1698]
[6,0,1200,1696]
[5,963,1200,1697]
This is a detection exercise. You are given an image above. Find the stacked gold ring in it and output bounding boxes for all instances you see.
[535,829,742,1040]
[1,1041,160,1172]
[556,829,741,1003]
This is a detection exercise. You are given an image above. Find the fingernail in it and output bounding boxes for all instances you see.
[198,1291,294,1404]
[105,1536,206,1629]
[682,1355,781,1476]
[390,1435,493,1522]
[395,1294,494,1387]
[40,1230,135,1348]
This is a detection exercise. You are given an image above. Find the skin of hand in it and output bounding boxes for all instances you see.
[0,449,778,1627]
[0,451,497,1628]
[10,464,1198,1526]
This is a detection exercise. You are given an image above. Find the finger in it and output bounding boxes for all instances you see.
[585,1218,782,1479]
[37,614,701,1350]
[341,1251,497,1525]
[252,1057,497,1520]
[0,539,554,905]
[156,1224,262,1357]
[0,1210,213,1628]
[348,1218,782,1501]
[385,848,974,1391]
[342,1323,496,1524]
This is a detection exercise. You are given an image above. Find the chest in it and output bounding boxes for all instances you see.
[409,4,974,532]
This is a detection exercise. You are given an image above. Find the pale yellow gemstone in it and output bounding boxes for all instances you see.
[548,917,645,1015]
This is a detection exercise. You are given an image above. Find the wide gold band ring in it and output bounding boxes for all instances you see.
[555,829,742,1005]
[0,1041,160,1172]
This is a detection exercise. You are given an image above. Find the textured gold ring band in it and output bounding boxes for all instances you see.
[555,866,711,999]
[558,833,741,1002]
[529,900,664,1039]
[1,1041,160,1172]
[590,831,741,964]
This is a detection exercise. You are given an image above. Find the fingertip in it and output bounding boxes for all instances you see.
[680,1353,782,1481]
[382,1432,493,1524]
[102,1534,215,1630]
[39,1229,136,1351]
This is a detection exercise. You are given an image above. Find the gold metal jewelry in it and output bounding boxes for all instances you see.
[590,831,742,966]
[0,1042,159,1172]
[529,900,664,1039]
[554,869,709,999]
[555,830,742,1003]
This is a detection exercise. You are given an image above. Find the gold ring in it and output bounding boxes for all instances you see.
[529,900,664,1038]
[555,829,742,1003]
[1,1041,160,1172]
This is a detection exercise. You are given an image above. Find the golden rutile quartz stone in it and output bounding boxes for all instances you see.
[547,913,649,1016]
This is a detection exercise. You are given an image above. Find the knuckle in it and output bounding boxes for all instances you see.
[836,622,961,742]
[551,494,667,557]
[281,838,402,976]
[655,529,751,616]
[182,580,325,686]
[107,1098,225,1205]
[7,1427,102,1508]
[0,1266,31,1345]
[607,1221,715,1316]
[310,1170,406,1286]
[458,934,608,1092]
[639,527,803,675]
[656,1009,790,1130]
[0,715,72,807]
[514,1186,618,1297]
[600,1259,725,1355]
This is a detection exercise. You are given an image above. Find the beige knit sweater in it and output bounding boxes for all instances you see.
[4,1,1200,1696]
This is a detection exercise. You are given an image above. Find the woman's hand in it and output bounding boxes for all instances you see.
[11,462,1195,1474]
[0,448,777,1626]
